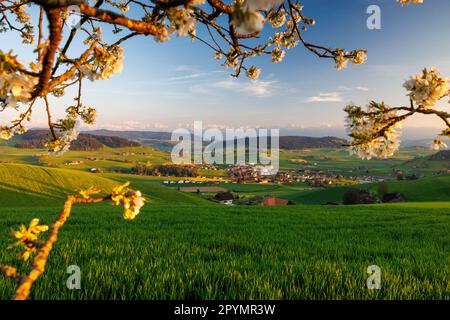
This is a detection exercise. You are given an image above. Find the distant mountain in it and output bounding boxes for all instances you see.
[87,130,172,141]
[401,137,449,150]
[429,150,450,161]
[401,150,450,172]
[85,130,347,150]
[279,136,347,150]
[14,130,140,150]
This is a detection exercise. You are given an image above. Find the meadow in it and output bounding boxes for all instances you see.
[286,174,450,205]
[278,148,438,176]
[0,145,441,178]
[0,203,449,300]
[0,151,449,300]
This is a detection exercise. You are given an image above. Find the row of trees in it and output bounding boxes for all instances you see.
[131,163,199,177]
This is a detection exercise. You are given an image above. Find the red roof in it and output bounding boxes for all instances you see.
[262,197,289,206]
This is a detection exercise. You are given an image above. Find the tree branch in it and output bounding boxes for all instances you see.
[33,7,63,97]
[78,2,165,35]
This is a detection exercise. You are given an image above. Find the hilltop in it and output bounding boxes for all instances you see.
[0,163,210,207]
[87,130,172,141]
[12,130,140,151]
[86,130,348,150]
[429,150,450,161]
[279,136,347,150]
[400,150,450,174]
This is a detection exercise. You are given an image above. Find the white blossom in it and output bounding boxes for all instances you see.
[270,47,285,63]
[268,10,286,28]
[166,8,197,37]
[0,73,37,109]
[403,67,449,109]
[246,66,261,80]
[334,50,349,71]
[46,124,79,155]
[79,45,124,81]
[432,138,448,150]
[345,102,403,159]
[0,127,13,140]
[352,50,367,65]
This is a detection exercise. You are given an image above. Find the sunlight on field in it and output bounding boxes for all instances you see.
[0,148,448,300]
[0,204,448,300]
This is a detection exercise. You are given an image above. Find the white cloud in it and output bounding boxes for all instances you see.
[304,92,343,103]
[337,86,369,92]
[168,73,208,82]
[95,121,152,131]
[153,122,169,129]
[174,65,199,73]
[189,84,210,94]
[212,79,278,97]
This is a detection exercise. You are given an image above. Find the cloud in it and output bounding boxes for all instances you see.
[189,84,211,94]
[304,92,343,103]
[212,79,279,97]
[95,121,152,131]
[365,64,407,78]
[153,122,169,129]
[168,66,225,83]
[337,86,369,92]
[168,73,208,82]
[174,65,199,73]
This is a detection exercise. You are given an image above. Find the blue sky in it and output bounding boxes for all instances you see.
[2,0,450,137]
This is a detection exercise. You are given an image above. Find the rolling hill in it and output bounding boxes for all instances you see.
[401,150,450,174]
[0,163,210,207]
[287,174,450,204]
[12,130,140,151]
[87,130,348,150]
[87,130,172,141]
[279,136,348,149]
[429,150,450,161]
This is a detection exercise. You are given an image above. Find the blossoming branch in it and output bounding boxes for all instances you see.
[0,182,145,300]
[0,0,423,156]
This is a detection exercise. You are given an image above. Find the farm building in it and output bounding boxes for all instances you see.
[382,193,406,203]
[213,192,235,205]
[262,197,294,206]
[90,167,103,173]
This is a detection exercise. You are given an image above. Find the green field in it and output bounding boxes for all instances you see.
[0,153,449,300]
[0,203,448,299]
[278,149,440,176]
[0,145,169,173]
[1,145,446,179]
[0,163,210,207]
[285,174,450,205]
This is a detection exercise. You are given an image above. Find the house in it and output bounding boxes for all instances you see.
[262,197,294,206]
[212,192,234,205]
[66,160,84,165]
[382,192,406,203]
[343,189,377,205]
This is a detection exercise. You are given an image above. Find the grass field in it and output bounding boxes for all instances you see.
[0,163,210,207]
[285,174,450,205]
[0,145,169,173]
[0,203,448,299]
[0,154,449,300]
[1,145,444,179]
[278,149,436,175]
